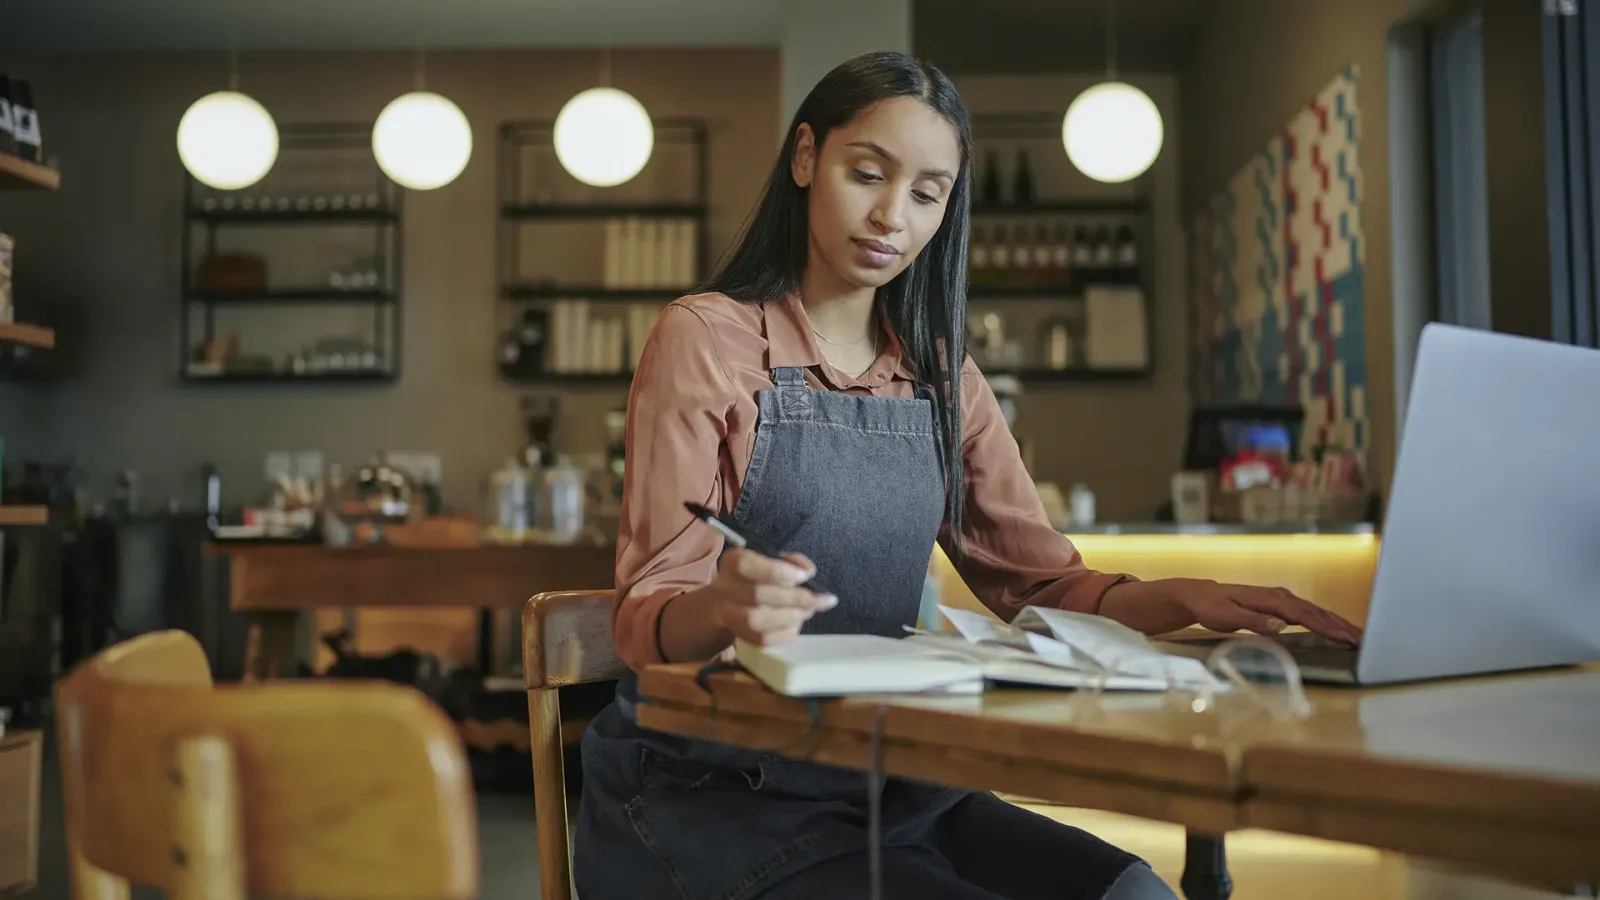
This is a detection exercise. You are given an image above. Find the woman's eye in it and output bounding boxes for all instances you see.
[913,190,939,205]
[853,169,884,183]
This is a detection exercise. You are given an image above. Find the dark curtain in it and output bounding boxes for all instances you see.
[1543,0,1600,346]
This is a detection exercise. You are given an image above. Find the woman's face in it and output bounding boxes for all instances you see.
[792,96,962,291]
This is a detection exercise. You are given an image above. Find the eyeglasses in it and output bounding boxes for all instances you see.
[1069,634,1314,728]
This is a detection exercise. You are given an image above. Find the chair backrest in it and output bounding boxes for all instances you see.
[56,630,479,900]
[522,590,624,900]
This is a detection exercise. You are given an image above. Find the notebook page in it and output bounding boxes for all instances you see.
[938,606,1082,668]
[1015,608,1217,687]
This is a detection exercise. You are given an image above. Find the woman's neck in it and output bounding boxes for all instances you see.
[799,265,877,344]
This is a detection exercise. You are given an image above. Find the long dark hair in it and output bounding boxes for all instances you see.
[700,51,974,543]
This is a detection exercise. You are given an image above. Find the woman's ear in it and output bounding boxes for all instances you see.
[791,123,817,189]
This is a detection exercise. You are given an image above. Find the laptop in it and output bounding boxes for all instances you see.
[1159,323,1600,685]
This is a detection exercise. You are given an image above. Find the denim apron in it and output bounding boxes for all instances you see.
[572,365,1142,900]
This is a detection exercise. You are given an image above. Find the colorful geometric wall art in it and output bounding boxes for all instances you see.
[1188,65,1368,462]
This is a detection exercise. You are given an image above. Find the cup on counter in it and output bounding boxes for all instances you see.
[1171,471,1210,525]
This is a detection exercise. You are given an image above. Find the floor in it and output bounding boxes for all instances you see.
[22,723,1577,900]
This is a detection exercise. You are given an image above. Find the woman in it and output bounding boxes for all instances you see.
[573,51,1362,900]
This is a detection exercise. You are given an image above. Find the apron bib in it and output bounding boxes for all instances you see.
[575,364,951,899]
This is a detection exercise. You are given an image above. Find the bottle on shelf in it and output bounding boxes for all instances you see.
[0,75,16,156]
[8,80,40,163]
[1114,224,1139,284]
[1009,220,1033,286]
[1030,223,1053,284]
[1012,149,1035,206]
[969,224,991,285]
[1040,315,1076,371]
[1050,223,1072,283]
[1091,225,1116,283]
[989,224,1012,285]
[981,151,1004,206]
[1071,226,1095,285]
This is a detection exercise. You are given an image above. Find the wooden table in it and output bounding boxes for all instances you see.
[1240,666,1600,893]
[637,663,1600,899]
[207,542,615,680]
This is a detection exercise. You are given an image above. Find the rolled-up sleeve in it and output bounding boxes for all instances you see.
[940,359,1133,621]
[612,304,737,670]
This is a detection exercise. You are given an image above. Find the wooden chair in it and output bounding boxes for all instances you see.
[55,629,479,900]
[522,590,624,900]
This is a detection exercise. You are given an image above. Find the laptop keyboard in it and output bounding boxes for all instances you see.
[1161,630,1360,676]
[1271,631,1357,650]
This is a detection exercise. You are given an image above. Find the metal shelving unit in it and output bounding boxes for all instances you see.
[967,113,1155,383]
[495,119,709,387]
[178,122,403,386]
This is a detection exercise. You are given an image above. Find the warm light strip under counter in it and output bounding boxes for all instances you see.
[933,528,1381,627]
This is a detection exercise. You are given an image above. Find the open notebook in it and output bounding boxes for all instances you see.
[733,605,1221,697]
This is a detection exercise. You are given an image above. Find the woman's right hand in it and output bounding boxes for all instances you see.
[708,548,838,647]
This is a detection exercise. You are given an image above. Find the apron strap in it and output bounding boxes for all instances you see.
[771,366,808,387]
[770,366,814,418]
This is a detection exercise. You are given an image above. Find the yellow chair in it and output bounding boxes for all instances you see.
[55,629,479,900]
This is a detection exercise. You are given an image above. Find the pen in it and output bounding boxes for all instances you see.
[683,501,826,593]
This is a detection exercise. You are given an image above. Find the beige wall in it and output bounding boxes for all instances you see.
[0,55,1198,523]
[1181,0,1409,492]
[956,74,1190,523]
[0,48,777,510]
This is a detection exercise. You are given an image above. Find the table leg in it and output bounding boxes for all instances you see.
[242,612,299,682]
[1179,831,1232,900]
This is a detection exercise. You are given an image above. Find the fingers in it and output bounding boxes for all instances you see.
[725,547,814,586]
[716,548,837,646]
[724,604,811,647]
[1233,587,1364,644]
[747,603,813,635]
[1198,603,1287,635]
[779,552,816,574]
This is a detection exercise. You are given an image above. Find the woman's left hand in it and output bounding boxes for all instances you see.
[1099,578,1364,645]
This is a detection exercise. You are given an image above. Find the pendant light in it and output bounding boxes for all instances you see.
[1062,0,1164,184]
[177,49,278,191]
[553,49,654,188]
[373,48,472,191]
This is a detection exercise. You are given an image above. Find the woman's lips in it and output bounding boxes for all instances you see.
[852,238,901,268]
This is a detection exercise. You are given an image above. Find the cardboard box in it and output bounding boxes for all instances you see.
[0,730,41,895]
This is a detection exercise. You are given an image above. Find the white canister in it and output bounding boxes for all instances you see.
[1068,483,1097,529]
[544,456,586,543]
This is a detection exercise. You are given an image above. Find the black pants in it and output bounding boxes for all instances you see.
[758,791,1178,900]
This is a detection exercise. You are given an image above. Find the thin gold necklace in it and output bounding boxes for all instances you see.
[811,325,872,347]
[819,331,879,378]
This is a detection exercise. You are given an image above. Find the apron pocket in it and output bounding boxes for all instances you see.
[638,746,758,794]
[627,749,835,900]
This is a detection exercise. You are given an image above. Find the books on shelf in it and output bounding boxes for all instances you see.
[602,218,698,290]
[734,605,1221,698]
[546,299,669,374]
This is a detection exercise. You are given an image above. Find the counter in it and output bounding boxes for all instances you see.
[206,541,615,679]
[934,522,1380,627]
[1067,522,1375,536]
